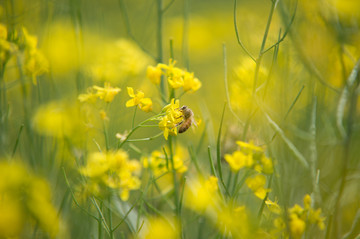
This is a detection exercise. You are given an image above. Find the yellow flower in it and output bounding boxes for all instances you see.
[79,150,141,201]
[159,99,183,140]
[184,175,221,213]
[146,65,162,84]
[245,174,269,199]
[0,161,59,238]
[158,99,183,140]
[141,216,179,239]
[224,150,253,172]
[236,140,264,152]
[78,82,121,103]
[126,87,153,112]
[93,82,121,103]
[0,24,7,40]
[22,27,49,84]
[183,71,201,92]
[289,214,306,239]
[265,199,281,214]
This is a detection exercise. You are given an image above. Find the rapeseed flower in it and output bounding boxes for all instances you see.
[0,161,59,238]
[245,174,269,200]
[22,27,49,84]
[147,59,201,92]
[158,98,183,140]
[225,140,273,174]
[78,82,121,103]
[146,65,162,84]
[125,87,153,112]
[33,101,79,138]
[184,175,221,213]
[141,216,179,239]
[79,150,141,201]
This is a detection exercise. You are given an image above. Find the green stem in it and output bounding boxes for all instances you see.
[12,124,24,157]
[253,0,277,96]
[132,106,137,129]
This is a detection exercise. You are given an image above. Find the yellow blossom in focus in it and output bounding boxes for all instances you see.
[141,216,179,239]
[147,59,201,92]
[146,65,162,84]
[0,161,59,238]
[126,87,153,112]
[79,150,141,201]
[158,98,183,140]
[245,174,269,199]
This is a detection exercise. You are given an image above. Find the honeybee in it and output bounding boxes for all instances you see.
[177,105,196,133]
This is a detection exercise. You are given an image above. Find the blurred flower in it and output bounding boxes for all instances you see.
[146,65,162,85]
[183,71,202,92]
[125,87,153,112]
[0,23,17,65]
[22,27,49,84]
[230,58,268,114]
[224,140,273,174]
[265,199,281,215]
[87,39,152,83]
[184,175,221,213]
[0,160,59,238]
[33,101,78,138]
[158,98,183,140]
[79,150,141,201]
[245,174,269,200]
[78,82,121,103]
[141,216,179,239]
[224,150,253,172]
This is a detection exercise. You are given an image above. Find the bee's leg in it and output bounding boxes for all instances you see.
[176,120,184,127]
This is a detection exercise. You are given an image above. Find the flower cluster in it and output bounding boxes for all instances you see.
[158,98,184,140]
[79,150,141,201]
[78,82,121,103]
[225,140,273,199]
[185,175,251,238]
[142,148,187,177]
[267,194,325,239]
[22,27,49,84]
[147,59,201,93]
[0,161,59,238]
[125,87,153,112]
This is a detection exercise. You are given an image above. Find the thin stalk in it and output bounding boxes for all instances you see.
[217,103,230,196]
[12,124,24,157]
[168,136,180,216]
[258,174,273,219]
[208,146,217,177]
[91,197,111,236]
[253,0,277,96]
[132,106,137,129]
[233,0,256,62]
[157,0,166,96]
[62,168,97,220]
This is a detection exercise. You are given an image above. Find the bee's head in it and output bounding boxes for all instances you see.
[179,105,188,111]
